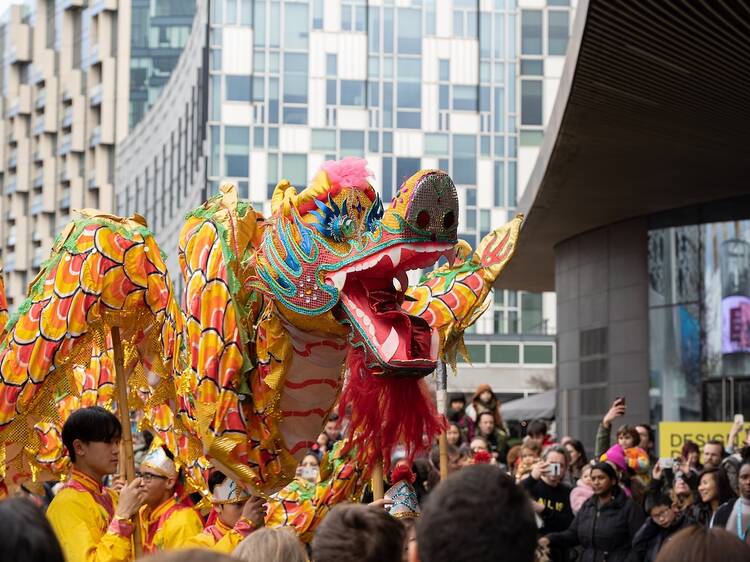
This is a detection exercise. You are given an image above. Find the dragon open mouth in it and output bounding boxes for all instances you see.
[327,242,453,376]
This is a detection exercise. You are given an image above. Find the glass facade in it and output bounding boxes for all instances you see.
[130,0,196,129]
[117,0,569,387]
[648,220,750,423]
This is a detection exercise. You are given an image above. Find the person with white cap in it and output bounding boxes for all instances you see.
[137,445,204,554]
[185,470,266,553]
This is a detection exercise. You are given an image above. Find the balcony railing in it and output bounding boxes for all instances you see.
[33,118,45,135]
[58,135,72,156]
[5,179,17,195]
[35,91,46,110]
[33,174,43,189]
[89,83,103,106]
[62,108,74,128]
[89,126,101,147]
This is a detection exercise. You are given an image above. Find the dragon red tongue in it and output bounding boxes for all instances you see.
[338,346,446,472]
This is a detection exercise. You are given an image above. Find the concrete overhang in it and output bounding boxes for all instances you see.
[499,0,750,293]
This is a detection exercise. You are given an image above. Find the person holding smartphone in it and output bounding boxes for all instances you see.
[522,445,574,562]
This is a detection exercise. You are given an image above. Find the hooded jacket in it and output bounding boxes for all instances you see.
[546,487,645,562]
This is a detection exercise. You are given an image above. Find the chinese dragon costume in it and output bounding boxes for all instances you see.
[0,158,522,537]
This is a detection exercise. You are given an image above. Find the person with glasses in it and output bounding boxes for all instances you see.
[185,471,266,553]
[137,446,204,554]
[47,407,146,562]
[632,493,690,562]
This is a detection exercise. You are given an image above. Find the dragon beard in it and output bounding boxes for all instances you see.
[338,345,446,472]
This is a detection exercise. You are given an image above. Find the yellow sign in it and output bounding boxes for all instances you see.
[658,421,742,460]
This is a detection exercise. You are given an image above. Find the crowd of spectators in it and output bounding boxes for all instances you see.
[3,385,750,562]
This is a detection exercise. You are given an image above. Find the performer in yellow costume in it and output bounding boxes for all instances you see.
[185,472,264,552]
[137,445,203,554]
[47,407,145,562]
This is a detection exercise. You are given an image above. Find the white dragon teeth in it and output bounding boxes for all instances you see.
[381,327,399,362]
[328,271,347,291]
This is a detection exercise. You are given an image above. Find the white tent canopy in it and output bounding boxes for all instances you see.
[501,390,556,421]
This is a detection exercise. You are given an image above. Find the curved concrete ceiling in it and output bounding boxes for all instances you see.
[499,0,750,292]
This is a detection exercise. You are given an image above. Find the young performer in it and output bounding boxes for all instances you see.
[47,407,144,562]
[186,471,265,552]
[137,445,204,553]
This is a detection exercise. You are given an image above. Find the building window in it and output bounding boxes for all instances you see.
[521,292,544,334]
[397,8,421,54]
[341,80,365,106]
[453,1,477,38]
[284,3,308,49]
[224,126,249,177]
[452,86,478,111]
[490,344,520,364]
[521,80,542,126]
[439,59,450,81]
[312,129,336,151]
[326,54,337,76]
[312,0,324,30]
[225,75,251,102]
[521,10,543,55]
[282,154,308,186]
[524,345,554,364]
[396,158,420,190]
[340,130,365,157]
[283,54,308,103]
[452,135,476,185]
[341,0,366,32]
[548,10,569,55]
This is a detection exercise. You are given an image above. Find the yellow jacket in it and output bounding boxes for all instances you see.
[184,517,256,553]
[139,497,204,554]
[47,469,133,562]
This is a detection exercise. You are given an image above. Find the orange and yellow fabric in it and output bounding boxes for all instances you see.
[139,497,203,554]
[46,469,133,562]
[184,517,256,553]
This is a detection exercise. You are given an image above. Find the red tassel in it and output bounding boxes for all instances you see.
[472,450,492,464]
[390,464,416,485]
[338,347,446,473]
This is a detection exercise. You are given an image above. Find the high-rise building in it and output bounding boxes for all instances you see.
[117,0,576,400]
[0,0,193,309]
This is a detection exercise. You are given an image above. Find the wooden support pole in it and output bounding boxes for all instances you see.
[111,326,143,559]
[435,360,449,481]
[371,460,384,501]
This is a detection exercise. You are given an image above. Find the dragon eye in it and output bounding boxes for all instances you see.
[341,218,356,238]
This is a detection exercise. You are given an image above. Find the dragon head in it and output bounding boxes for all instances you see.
[254,158,458,377]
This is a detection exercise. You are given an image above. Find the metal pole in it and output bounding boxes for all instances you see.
[435,360,449,480]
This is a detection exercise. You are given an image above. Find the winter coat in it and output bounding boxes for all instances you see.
[711,498,737,529]
[632,513,690,562]
[546,488,646,562]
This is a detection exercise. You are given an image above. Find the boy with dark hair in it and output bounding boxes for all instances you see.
[312,503,405,562]
[413,465,536,562]
[447,393,474,441]
[527,419,553,450]
[47,406,145,562]
[632,493,689,562]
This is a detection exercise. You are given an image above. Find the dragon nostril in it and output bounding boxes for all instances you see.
[443,211,455,229]
[416,210,430,229]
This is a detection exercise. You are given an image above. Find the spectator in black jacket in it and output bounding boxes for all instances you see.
[523,445,573,562]
[633,493,690,562]
[712,451,750,540]
[541,462,645,562]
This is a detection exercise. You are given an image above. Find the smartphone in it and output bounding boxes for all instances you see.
[735,414,745,425]
[547,463,561,477]
[659,457,674,469]
[617,396,626,406]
